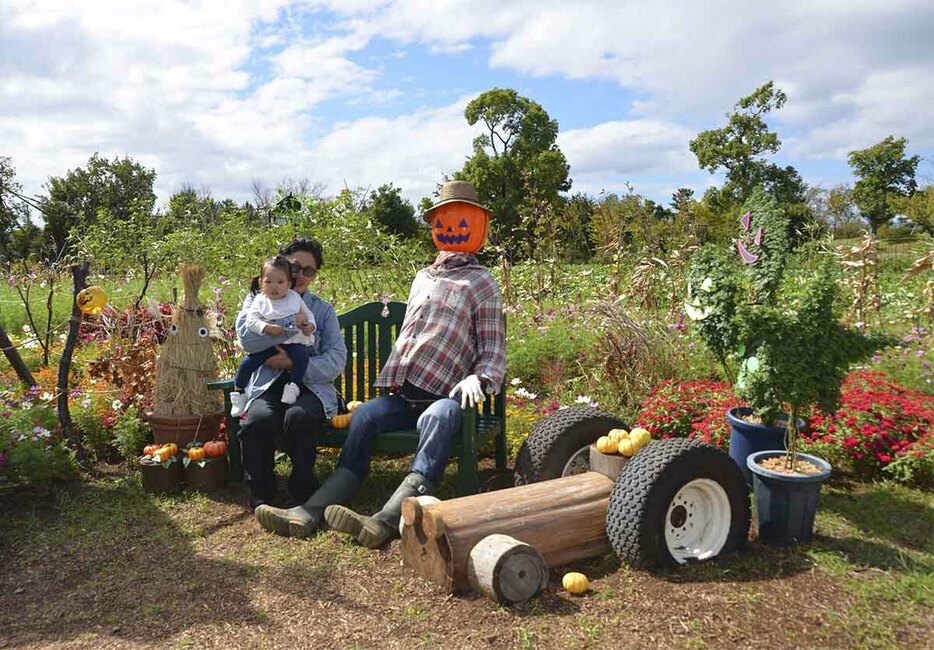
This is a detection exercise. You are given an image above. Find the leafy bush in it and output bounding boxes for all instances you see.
[112,406,152,461]
[0,388,78,486]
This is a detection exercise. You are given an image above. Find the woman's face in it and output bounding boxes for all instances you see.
[287,250,318,294]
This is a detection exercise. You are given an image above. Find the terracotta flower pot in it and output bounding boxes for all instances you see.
[145,411,224,448]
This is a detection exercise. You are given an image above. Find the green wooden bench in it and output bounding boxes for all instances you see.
[208,301,507,495]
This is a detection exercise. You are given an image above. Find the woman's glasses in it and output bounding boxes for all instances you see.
[290,261,318,278]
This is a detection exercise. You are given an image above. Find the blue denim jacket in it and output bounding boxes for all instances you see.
[235,291,346,417]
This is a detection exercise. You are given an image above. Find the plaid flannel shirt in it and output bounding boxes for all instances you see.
[375,252,506,397]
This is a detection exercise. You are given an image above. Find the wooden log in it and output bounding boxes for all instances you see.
[399,495,440,536]
[402,471,613,593]
[467,534,548,605]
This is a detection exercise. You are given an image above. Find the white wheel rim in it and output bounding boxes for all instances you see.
[664,478,731,563]
[561,445,592,476]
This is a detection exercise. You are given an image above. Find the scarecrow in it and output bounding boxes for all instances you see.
[255,180,506,547]
[152,264,222,418]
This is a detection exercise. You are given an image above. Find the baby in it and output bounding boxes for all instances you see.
[229,255,316,417]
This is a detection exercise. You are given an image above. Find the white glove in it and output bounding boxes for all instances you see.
[449,374,484,409]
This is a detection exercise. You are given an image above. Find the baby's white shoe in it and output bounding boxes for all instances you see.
[281,382,300,405]
[230,391,247,417]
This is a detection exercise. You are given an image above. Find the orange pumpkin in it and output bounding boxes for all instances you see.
[143,444,161,457]
[187,447,206,461]
[203,440,227,458]
[430,203,489,253]
[330,413,352,429]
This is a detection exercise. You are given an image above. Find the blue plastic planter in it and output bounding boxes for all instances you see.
[727,407,800,487]
[747,451,831,547]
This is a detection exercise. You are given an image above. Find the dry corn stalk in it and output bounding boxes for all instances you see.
[837,233,880,326]
[153,264,221,416]
[901,247,934,324]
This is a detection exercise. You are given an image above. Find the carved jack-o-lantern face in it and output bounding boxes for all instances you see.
[430,203,489,253]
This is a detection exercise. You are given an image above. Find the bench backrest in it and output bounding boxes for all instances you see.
[335,301,504,418]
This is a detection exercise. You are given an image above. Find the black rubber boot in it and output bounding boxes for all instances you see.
[255,467,359,538]
[325,472,433,549]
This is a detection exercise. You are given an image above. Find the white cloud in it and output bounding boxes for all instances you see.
[2,0,932,217]
[560,120,696,177]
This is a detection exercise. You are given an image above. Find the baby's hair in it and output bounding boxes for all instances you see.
[249,255,295,294]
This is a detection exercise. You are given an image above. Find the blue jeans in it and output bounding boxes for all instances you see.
[337,394,462,484]
[234,343,309,390]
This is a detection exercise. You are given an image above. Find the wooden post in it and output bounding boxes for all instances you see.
[467,534,548,605]
[401,471,613,594]
[0,323,37,388]
[57,261,89,464]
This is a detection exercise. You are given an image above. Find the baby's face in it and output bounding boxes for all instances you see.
[261,267,290,300]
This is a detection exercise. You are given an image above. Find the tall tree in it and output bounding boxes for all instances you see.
[456,88,571,256]
[366,183,419,238]
[690,82,806,206]
[44,153,156,253]
[848,136,920,234]
[0,156,30,260]
[891,186,934,236]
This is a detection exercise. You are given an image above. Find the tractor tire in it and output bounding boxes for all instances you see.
[514,407,628,486]
[605,437,749,568]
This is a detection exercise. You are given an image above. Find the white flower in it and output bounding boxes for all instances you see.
[40,392,54,402]
[514,387,538,400]
[510,377,522,386]
[575,395,592,404]
[111,399,123,410]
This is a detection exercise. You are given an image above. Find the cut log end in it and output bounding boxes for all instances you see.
[468,534,549,605]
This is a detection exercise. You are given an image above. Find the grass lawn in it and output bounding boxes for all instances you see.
[1,457,931,649]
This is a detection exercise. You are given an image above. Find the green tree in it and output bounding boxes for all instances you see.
[848,136,921,233]
[456,88,571,257]
[0,156,32,261]
[690,82,807,208]
[891,185,934,236]
[44,153,156,254]
[366,183,419,238]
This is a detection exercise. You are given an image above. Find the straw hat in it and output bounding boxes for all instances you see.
[422,180,491,222]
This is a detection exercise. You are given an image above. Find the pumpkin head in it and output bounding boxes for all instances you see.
[423,181,491,254]
[76,285,108,315]
[430,203,489,253]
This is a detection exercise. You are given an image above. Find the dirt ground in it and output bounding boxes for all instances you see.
[0,463,931,650]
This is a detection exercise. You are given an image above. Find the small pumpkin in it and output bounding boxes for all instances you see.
[562,572,589,595]
[607,429,628,443]
[617,438,636,457]
[595,436,617,455]
[143,444,161,457]
[430,203,490,253]
[203,440,227,457]
[331,413,352,429]
[345,400,364,413]
[630,427,652,448]
[187,447,206,461]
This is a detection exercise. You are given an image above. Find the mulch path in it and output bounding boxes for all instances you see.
[0,473,929,649]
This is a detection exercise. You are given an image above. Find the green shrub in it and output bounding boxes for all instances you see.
[113,406,152,462]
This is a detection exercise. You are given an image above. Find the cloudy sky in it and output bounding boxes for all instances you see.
[2,0,932,209]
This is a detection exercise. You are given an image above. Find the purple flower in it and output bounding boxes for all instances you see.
[871,354,882,364]
[0,452,5,468]
[1,411,10,418]
[916,349,926,358]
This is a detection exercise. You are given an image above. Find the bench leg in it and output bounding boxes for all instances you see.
[456,408,480,496]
